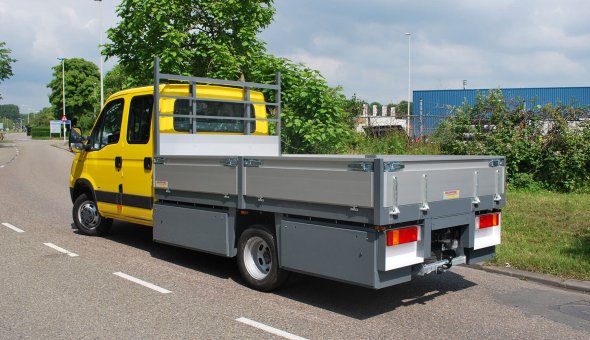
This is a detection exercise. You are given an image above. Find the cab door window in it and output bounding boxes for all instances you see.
[89,99,124,150]
[127,95,153,144]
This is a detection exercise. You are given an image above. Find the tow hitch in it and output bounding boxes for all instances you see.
[415,256,466,276]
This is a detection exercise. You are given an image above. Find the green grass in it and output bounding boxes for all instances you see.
[489,190,590,280]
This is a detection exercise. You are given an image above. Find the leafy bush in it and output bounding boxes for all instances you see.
[247,54,353,154]
[433,90,590,192]
[347,131,407,155]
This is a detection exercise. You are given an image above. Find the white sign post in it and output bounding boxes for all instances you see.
[50,120,61,137]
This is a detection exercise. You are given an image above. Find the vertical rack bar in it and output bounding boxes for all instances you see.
[153,57,161,157]
[190,81,197,134]
[244,86,251,135]
[276,72,282,155]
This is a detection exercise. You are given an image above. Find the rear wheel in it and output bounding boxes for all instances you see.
[72,193,112,236]
[237,226,288,291]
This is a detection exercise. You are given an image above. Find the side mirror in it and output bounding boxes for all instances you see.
[69,127,86,152]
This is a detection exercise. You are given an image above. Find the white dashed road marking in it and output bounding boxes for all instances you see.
[236,317,307,340]
[1,222,25,233]
[43,242,79,257]
[113,272,172,294]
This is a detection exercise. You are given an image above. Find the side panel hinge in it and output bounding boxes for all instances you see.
[221,158,239,167]
[384,161,405,172]
[489,159,505,167]
[244,159,263,167]
[348,162,374,172]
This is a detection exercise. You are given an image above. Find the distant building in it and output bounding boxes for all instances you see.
[412,86,590,137]
[355,104,407,136]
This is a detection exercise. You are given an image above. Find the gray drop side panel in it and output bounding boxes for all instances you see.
[153,204,234,257]
[280,220,376,287]
[155,157,238,195]
[244,157,373,208]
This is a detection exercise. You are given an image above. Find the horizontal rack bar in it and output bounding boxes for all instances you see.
[158,73,280,91]
[159,94,279,107]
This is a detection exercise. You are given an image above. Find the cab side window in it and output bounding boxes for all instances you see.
[89,99,124,150]
[127,95,153,144]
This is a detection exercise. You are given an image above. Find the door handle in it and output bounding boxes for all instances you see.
[144,157,152,170]
[115,156,122,169]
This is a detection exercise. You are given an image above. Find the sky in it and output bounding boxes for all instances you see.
[1,0,589,115]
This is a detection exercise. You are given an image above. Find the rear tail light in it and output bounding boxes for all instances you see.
[477,213,500,229]
[387,226,419,246]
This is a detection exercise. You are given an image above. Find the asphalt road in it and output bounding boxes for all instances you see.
[0,133,588,339]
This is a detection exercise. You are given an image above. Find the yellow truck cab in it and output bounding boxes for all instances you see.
[69,84,269,235]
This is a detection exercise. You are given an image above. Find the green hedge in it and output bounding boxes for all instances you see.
[31,127,61,139]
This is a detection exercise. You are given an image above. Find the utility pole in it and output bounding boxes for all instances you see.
[94,0,104,109]
[405,32,411,138]
[58,57,66,141]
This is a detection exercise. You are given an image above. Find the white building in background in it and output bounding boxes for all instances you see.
[355,104,408,136]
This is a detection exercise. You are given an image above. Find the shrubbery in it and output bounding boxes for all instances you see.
[31,127,60,139]
[433,90,590,192]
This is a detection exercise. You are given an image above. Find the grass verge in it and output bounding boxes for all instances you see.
[489,190,590,280]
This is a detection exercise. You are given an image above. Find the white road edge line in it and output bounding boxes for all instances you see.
[113,272,171,294]
[43,243,79,257]
[2,222,25,233]
[236,317,307,340]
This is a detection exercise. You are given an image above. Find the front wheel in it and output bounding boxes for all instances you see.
[237,226,288,291]
[72,193,112,236]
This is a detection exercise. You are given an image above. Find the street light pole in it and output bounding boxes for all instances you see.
[58,57,66,141]
[94,0,104,109]
[405,32,411,138]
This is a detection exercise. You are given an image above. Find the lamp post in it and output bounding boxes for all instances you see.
[405,32,411,138]
[94,0,104,109]
[57,57,66,141]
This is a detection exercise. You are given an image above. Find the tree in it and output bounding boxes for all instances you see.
[104,0,275,85]
[104,64,131,99]
[235,53,353,153]
[47,58,100,130]
[103,0,353,154]
[0,41,17,100]
[29,107,54,127]
[396,100,413,117]
[0,104,20,119]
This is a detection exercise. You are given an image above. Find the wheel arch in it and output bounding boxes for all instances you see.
[234,211,275,249]
[71,179,96,204]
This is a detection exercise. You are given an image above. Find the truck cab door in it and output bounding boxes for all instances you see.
[120,95,154,224]
[84,98,125,219]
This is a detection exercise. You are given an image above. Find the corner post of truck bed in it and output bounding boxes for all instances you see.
[153,56,161,157]
[276,72,281,156]
[372,157,388,226]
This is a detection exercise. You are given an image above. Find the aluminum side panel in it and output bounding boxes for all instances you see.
[155,158,238,195]
[153,204,234,256]
[245,167,373,208]
[384,167,503,207]
[279,220,377,287]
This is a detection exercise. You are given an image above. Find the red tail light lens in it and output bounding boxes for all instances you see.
[387,226,419,246]
[478,213,500,229]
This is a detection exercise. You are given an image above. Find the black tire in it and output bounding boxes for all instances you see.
[237,226,289,292]
[72,193,112,236]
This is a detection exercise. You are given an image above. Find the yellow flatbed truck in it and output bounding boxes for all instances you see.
[69,58,505,291]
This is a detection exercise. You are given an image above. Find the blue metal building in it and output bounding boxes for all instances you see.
[411,86,590,137]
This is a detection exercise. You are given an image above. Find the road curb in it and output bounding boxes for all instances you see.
[468,264,590,293]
